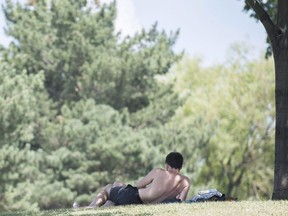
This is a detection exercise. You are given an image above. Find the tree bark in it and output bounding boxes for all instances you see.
[273,48,288,199]
[271,0,288,200]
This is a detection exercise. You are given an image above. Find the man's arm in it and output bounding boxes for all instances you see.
[176,178,191,201]
[135,168,159,189]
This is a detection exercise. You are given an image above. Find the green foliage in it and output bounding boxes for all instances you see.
[169,46,275,199]
[2,0,181,112]
[0,63,52,148]
[0,0,186,211]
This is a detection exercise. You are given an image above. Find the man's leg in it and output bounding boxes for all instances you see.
[88,182,126,208]
[102,200,115,207]
[88,184,113,208]
[102,182,126,207]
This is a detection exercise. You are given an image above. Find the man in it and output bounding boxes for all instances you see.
[84,152,190,207]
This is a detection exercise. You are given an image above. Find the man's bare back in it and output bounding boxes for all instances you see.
[136,167,190,203]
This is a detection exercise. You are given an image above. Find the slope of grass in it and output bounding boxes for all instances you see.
[1,201,288,216]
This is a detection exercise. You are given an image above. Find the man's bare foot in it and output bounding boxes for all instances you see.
[72,201,79,209]
[72,201,98,210]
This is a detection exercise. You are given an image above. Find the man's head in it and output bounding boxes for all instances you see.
[165,152,183,170]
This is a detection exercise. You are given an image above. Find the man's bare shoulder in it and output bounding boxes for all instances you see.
[182,174,190,180]
[151,167,166,173]
[156,167,166,171]
[149,168,169,177]
[181,175,191,185]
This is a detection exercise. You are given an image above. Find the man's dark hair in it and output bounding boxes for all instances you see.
[165,152,183,169]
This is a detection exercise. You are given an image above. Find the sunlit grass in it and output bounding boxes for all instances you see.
[1,201,288,216]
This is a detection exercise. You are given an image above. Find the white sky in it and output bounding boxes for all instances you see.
[0,0,267,66]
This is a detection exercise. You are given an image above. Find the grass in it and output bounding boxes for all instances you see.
[1,201,288,216]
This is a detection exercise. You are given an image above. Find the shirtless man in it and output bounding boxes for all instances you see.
[86,152,190,207]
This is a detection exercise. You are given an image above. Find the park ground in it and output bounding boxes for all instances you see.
[1,201,288,216]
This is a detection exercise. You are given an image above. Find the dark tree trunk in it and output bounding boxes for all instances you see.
[272,48,288,199]
[269,0,288,200]
[245,0,288,199]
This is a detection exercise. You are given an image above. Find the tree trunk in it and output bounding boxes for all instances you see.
[271,0,288,199]
[272,48,288,199]
[245,0,288,200]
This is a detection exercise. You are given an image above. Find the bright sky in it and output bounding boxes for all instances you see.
[0,0,267,66]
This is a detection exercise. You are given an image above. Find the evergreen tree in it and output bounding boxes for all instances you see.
[0,0,188,210]
[2,0,181,113]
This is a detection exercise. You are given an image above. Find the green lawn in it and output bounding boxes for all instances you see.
[1,201,288,216]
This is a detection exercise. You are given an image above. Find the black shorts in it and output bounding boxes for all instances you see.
[109,184,143,206]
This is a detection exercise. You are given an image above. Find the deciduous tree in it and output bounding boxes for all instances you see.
[169,48,275,199]
[243,0,288,200]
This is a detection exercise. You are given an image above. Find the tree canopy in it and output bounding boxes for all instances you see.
[0,0,188,210]
[168,45,275,199]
